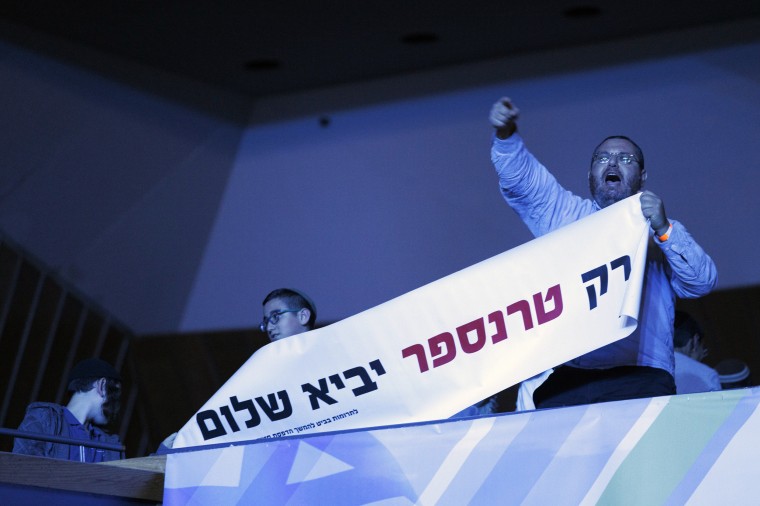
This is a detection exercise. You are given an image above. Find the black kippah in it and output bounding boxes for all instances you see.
[68,358,121,386]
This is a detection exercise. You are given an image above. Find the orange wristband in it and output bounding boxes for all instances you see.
[658,222,673,242]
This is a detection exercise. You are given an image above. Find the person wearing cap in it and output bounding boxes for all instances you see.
[12,358,124,462]
[260,288,317,342]
[715,358,752,389]
[673,311,721,394]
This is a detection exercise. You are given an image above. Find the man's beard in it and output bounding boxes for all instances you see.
[589,177,640,209]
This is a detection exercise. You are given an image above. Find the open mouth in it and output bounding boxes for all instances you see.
[604,172,621,184]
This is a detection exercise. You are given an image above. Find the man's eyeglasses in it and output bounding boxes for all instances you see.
[260,309,300,332]
[593,152,638,165]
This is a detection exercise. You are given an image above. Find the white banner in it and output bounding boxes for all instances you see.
[174,195,650,448]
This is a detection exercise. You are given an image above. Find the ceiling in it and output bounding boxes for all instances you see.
[1,1,759,102]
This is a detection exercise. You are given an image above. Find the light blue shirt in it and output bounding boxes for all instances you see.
[491,134,718,376]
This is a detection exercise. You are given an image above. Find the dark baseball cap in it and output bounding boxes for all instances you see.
[68,358,121,387]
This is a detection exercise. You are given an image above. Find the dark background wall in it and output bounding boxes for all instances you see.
[1,24,759,336]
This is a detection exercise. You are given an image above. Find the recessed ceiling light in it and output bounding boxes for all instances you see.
[245,59,281,71]
[563,5,602,18]
[401,32,439,45]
